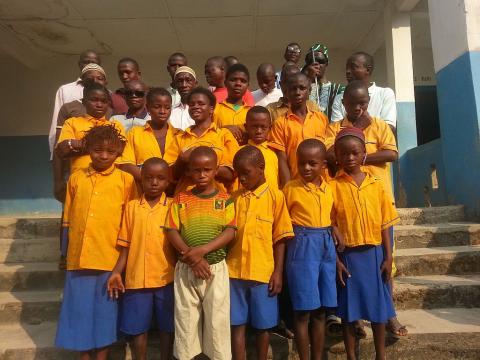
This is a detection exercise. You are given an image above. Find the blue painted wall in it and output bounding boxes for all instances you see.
[436,51,480,219]
[0,136,60,215]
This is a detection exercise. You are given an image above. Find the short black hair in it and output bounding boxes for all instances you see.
[146,87,172,105]
[226,63,250,81]
[118,57,140,70]
[350,51,374,72]
[343,80,369,99]
[286,72,310,88]
[79,49,100,63]
[224,55,239,68]
[186,87,216,108]
[206,56,226,69]
[286,42,300,49]
[83,82,109,99]
[233,145,265,170]
[297,138,327,157]
[246,106,271,123]
[189,146,218,165]
[84,123,126,151]
[280,64,300,81]
[169,52,187,61]
[142,157,169,172]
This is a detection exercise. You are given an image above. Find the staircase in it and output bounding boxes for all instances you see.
[0,206,479,359]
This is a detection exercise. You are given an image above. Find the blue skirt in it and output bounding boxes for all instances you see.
[286,226,337,311]
[336,245,395,323]
[55,270,118,351]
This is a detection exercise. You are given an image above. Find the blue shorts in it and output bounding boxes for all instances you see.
[55,270,118,351]
[120,284,174,335]
[286,226,337,311]
[230,279,279,330]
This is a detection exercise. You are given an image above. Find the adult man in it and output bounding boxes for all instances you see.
[275,43,302,88]
[166,52,188,107]
[111,80,151,132]
[169,66,198,130]
[112,57,142,115]
[331,52,396,131]
[303,43,345,121]
[48,49,100,156]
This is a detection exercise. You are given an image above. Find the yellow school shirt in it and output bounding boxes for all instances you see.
[269,109,328,179]
[117,194,176,289]
[266,99,320,123]
[330,171,400,248]
[227,182,294,283]
[118,122,180,166]
[62,165,135,271]
[58,115,126,174]
[164,122,240,193]
[243,140,279,189]
[213,101,251,131]
[324,117,398,198]
[283,178,333,227]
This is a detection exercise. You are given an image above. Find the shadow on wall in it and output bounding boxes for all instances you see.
[0,135,60,215]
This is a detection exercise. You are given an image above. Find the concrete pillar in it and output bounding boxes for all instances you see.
[428,0,480,219]
[384,2,417,206]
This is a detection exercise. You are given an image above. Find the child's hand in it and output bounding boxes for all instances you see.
[181,246,206,267]
[332,227,345,253]
[107,272,125,299]
[268,270,283,296]
[224,125,244,144]
[380,256,393,282]
[180,148,194,163]
[191,259,212,280]
[336,258,351,287]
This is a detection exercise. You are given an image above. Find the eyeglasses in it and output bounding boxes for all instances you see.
[125,90,145,98]
[287,46,301,53]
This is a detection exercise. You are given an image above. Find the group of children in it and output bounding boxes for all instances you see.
[53,49,401,360]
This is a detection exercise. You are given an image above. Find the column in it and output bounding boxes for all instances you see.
[384,2,417,207]
[428,0,480,219]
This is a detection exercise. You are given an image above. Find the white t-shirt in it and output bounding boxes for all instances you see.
[331,82,397,127]
[169,102,195,130]
[252,88,283,107]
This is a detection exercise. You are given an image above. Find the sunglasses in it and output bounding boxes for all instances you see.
[125,90,145,98]
[287,47,301,53]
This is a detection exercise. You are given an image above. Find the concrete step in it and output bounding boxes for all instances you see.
[394,274,480,310]
[397,205,465,225]
[1,308,479,359]
[394,222,480,248]
[0,263,64,292]
[395,245,480,276]
[0,238,59,263]
[0,290,61,325]
[0,216,60,239]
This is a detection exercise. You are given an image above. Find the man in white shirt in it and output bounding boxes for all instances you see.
[169,66,198,130]
[331,52,397,130]
[48,49,100,157]
[166,52,188,108]
[251,63,283,107]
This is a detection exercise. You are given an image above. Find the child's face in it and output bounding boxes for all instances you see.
[245,113,270,144]
[188,93,213,123]
[335,137,366,173]
[257,71,276,94]
[346,56,370,83]
[125,81,147,111]
[286,76,310,108]
[118,62,140,87]
[226,71,248,100]
[234,159,265,191]
[83,89,109,119]
[88,140,121,172]
[342,88,369,122]
[141,163,169,199]
[189,154,218,191]
[297,147,326,183]
[205,61,224,87]
[147,95,172,126]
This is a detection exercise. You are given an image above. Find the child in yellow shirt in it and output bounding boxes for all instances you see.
[228,146,293,359]
[55,124,135,358]
[107,157,176,359]
[282,139,343,360]
[331,127,399,360]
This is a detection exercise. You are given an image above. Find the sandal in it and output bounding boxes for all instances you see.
[387,317,408,338]
[354,320,367,339]
[326,315,343,337]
